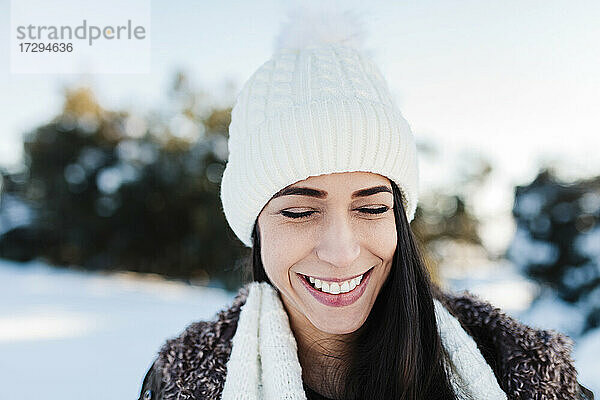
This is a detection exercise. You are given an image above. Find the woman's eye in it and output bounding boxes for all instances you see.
[360,206,389,215]
[280,210,316,219]
[280,206,389,220]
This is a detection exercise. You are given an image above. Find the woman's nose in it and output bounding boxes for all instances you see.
[315,215,361,269]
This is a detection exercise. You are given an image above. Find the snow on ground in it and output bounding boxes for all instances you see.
[0,259,237,400]
[2,258,599,398]
[575,327,600,393]
[439,258,539,316]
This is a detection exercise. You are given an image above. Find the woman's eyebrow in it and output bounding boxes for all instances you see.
[351,185,392,198]
[272,185,391,199]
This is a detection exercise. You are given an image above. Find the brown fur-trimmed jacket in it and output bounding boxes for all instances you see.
[137,283,595,400]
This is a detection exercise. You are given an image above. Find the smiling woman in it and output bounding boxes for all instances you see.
[250,171,459,399]
[137,5,594,400]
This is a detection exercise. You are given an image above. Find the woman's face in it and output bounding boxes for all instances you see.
[257,171,397,335]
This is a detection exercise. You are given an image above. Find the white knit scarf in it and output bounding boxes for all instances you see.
[221,281,507,400]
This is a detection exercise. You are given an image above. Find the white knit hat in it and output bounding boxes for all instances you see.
[220,6,419,248]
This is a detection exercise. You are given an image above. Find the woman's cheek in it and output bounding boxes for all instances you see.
[361,219,397,263]
[260,222,313,281]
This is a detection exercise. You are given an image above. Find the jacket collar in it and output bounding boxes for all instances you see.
[433,286,581,399]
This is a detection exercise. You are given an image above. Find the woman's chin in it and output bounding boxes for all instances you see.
[309,313,367,335]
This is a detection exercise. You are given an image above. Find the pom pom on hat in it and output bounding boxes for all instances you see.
[274,4,368,53]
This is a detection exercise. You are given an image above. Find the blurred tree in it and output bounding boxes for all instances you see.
[411,143,491,285]
[0,73,248,291]
[507,168,600,333]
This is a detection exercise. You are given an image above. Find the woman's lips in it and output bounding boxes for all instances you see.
[298,267,374,307]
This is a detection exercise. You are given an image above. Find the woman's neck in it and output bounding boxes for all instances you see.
[280,297,358,400]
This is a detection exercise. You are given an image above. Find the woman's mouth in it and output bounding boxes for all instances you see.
[297,266,374,307]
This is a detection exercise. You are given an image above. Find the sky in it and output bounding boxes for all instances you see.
[1,0,599,253]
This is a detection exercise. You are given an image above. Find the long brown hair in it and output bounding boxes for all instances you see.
[249,179,456,399]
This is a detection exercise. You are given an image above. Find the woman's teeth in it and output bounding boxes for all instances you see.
[304,273,364,295]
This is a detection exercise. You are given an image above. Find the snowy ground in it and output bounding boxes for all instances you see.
[0,259,237,400]
[1,258,598,399]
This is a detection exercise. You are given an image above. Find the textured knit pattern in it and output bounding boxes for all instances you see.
[259,283,306,399]
[221,282,306,400]
[434,299,507,399]
[222,282,306,400]
[220,283,261,399]
[139,283,594,400]
[219,43,419,248]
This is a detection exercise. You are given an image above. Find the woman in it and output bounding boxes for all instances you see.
[138,8,594,400]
